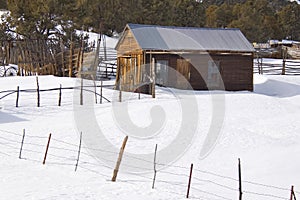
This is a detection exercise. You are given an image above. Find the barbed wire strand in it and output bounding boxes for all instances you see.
[0,142,19,150]
[191,187,232,200]
[192,176,239,192]
[0,136,21,144]
[0,150,12,156]
[23,142,46,148]
[77,165,111,178]
[48,145,78,153]
[51,138,78,147]
[0,129,22,136]
[243,190,289,200]
[47,153,77,161]
[22,148,44,155]
[243,180,292,192]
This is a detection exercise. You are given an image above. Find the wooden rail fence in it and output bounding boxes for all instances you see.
[254,58,300,75]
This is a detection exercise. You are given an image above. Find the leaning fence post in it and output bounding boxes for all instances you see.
[186,163,193,198]
[75,132,82,171]
[238,158,243,200]
[290,185,297,200]
[58,84,62,106]
[112,136,128,182]
[293,188,297,200]
[152,144,158,189]
[19,129,25,159]
[43,133,52,165]
[36,76,40,107]
[16,86,19,107]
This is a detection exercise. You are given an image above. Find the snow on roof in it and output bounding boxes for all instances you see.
[281,40,300,45]
[117,23,255,52]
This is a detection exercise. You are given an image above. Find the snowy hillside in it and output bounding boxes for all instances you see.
[0,73,300,199]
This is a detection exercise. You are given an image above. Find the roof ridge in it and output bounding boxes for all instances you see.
[127,23,239,31]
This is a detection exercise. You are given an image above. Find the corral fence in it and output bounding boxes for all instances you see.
[254,58,300,75]
[0,37,117,81]
[0,37,102,78]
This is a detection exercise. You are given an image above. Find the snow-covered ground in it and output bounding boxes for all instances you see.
[0,72,300,199]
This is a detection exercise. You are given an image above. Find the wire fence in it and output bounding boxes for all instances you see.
[0,128,298,200]
[0,76,154,108]
[0,83,113,102]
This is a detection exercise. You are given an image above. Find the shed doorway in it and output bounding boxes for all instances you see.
[176,59,191,89]
[156,60,169,86]
[121,56,137,91]
[207,60,222,89]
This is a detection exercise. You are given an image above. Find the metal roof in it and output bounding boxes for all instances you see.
[120,23,254,52]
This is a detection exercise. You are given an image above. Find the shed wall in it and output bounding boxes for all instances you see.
[150,53,253,91]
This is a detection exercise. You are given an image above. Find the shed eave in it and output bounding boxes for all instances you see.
[143,49,255,54]
[115,25,130,50]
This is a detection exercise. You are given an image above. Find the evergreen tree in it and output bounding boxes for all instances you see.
[2,0,299,43]
[6,0,68,39]
[172,0,205,27]
[0,0,7,9]
[278,3,300,40]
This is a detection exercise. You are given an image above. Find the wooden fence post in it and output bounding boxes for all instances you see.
[58,84,62,106]
[69,39,73,77]
[256,56,260,74]
[36,76,40,107]
[93,77,97,104]
[260,57,263,75]
[137,88,141,100]
[186,163,194,198]
[151,57,156,98]
[75,132,82,172]
[282,58,286,75]
[290,185,297,200]
[238,158,243,200]
[60,39,65,77]
[19,129,25,159]
[42,133,52,165]
[290,185,294,200]
[80,78,83,105]
[16,86,19,107]
[100,81,103,104]
[152,144,158,189]
[119,81,122,103]
[112,136,128,182]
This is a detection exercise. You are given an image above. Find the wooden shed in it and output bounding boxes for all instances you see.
[115,24,255,95]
